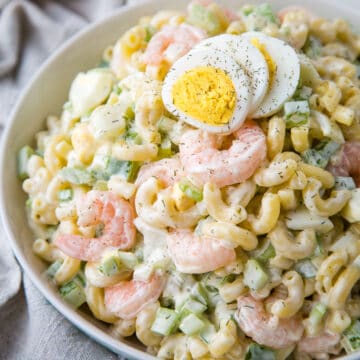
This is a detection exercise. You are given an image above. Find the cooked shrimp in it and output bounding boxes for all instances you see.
[236,295,304,349]
[297,331,341,355]
[142,23,206,66]
[166,229,236,273]
[327,141,360,186]
[55,190,135,261]
[104,274,165,320]
[135,157,185,188]
[179,120,267,188]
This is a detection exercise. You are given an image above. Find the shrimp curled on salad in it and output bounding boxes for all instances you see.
[179,120,267,187]
[55,190,135,261]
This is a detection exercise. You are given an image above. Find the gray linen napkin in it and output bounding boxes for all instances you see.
[0,1,143,359]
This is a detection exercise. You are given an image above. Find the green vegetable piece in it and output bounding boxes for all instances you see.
[117,251,138,269]
[199,321,216,344]
[179,313,205,335]
[98,256,122,277]
[59,275,86,308]
[45,260,63,279]
[158,116,177,134]
[17,145,34,180]
[105,157,140,182]
[158,136,173,159]
[123,104,135,122]
[245,343,276,360]
[294,259,317,278]
[60,167,95,185]
[284,100,310,129]
[145,25,156,42]
[302,140,341,168]
[243,259,269,291]
[252,239,275,264]
[255,3,277,23]
[309,303,327,324]
[179,179,203,202]
[58,188,73,202]
[187,3,222,35]
[151,307,179,336]
[191,282,208,306]
[180,297,207,315]
[334,176,356,190]
[343,320,360,353]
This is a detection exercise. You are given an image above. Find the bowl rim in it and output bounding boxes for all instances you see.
[1,0,360,359]
[0,0,156,359]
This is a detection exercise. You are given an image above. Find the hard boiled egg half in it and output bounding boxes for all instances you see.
[162,32,300,134]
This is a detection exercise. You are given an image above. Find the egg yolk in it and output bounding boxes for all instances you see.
[172,66,236,126]
[251,37,277,86]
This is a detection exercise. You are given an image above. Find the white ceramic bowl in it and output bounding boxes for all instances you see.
[1,0,360,358]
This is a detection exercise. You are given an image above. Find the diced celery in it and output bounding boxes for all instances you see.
[245,343,275,360]
[45,260,63,279]
[302,140,341,168]
[60,167,95,185]
[294,259,317,278]
[58,188,73,202]
[17,145,34,180]
[98,256,122,277]
[335,176,356,190]
[252,239,275,264]
[125,130,142,145]
[59,275,86,308]
[294,86,312,101]
[309,303,327,325]
[180,297,207,315]
[187,3,222,35]
[284,101,310,129]
[104,157,140,182]
[179,179,203,202]
[117,251,138,269]
[243,259,269,291]
[179,313,205,335]
[191,282,208,306]
[151,307,179,336]
[157,116,177,134]
[254,3,277,23]
[304,36,322,59]
[145,25,156,42]
[123,104,135,122]
[342,320,360,353]
[199,321,216,344]
[113,83,122,95]
[158,136,173,159]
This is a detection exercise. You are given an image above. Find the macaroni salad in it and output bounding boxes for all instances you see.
[18,2,360,359]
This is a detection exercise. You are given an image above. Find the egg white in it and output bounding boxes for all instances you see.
[240,31,300,118]
[162,49,252,134]
[192,34,269,115]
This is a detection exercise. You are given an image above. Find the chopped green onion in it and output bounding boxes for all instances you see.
[243,259,269,291]
[251,239,276,264]
[302,140,341,168]
[245,343,276,360]
[17,145,34,180]
[334,176,356,190]
[187,3,222,35]
[151,307,179,336]
[343,320,360,353]
[117,251,138,269]
[179,179,203,202]
[179,313,205,335]
[98,256,122,277]
[284,101,310,129]
[58,188,73,202]
[45,260,63,279]
[59,275,86,308]
[60,167,95,185]
[199,321,216,344]
[294,259,317,278]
